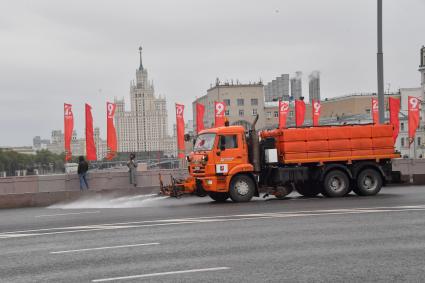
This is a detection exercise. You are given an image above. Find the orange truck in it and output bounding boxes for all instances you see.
[160,116,400,202]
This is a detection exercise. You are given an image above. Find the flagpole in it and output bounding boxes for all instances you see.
[413,136,417,159]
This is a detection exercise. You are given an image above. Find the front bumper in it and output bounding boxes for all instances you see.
[196,175,228,193]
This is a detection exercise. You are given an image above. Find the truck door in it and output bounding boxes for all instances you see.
[215,134,245,175]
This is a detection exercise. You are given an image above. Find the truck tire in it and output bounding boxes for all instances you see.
[295,182,321,197]
[229,175,255,202]
[208,192,229,202]
[322,170,350,197]
[353,168,382,196]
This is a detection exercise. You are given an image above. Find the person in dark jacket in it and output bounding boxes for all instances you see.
[77,156,89,191]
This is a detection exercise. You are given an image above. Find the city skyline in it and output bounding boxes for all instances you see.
[0,0,424,146]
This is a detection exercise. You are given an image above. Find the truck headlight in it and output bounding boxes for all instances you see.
[201,155,208,165]
[206,179,213,185]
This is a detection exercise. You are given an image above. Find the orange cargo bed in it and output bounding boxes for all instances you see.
[261,124,399,164]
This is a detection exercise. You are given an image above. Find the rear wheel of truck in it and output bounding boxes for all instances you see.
[229,175,255,202]
[354,168,382,196]
[322,170,350,197]
[295,182,321,197]
[208,192,229,202]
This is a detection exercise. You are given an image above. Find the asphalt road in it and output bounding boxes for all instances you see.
[1,185,425,282]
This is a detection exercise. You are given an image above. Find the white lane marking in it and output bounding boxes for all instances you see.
[35,211,100,218]
[12,207,425,238]
[5,205,424,235]
[2,205,425,239]
[0,233,40,239]
[50,242,159,254]
[92,267,230,282]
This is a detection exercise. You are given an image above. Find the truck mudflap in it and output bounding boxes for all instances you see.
[159,174,207,198]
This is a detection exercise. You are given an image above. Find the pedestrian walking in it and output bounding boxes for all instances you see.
[78,156,89,191]
[127,153,138,187]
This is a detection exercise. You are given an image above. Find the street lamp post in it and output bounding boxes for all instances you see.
[377,0,385,124]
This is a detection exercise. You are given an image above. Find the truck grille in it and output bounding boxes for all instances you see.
[191,164,205,176]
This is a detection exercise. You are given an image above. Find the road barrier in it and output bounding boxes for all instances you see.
[391,158,425,184]
[0,169,187,208]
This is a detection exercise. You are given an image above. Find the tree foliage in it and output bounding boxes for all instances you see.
[0,149,65,176]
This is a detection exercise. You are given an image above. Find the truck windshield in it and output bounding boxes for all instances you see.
[194,133,216,151]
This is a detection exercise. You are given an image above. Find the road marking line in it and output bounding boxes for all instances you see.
[35,211,101,218]
[0,233,40,239]
[50,242,160,254]
[92,267,230,282]
[3,205,425,239]
[4,205,422,234]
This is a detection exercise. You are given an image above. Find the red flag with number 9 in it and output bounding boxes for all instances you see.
[408,96,420,146]
[312,100,321,126]
[214,102,226,127]
[106,102,117,160]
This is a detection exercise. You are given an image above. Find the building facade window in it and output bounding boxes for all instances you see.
[418,137,421,146]
[251,98,258,106]
[225,110,230,116]
[252,109,257,116]
[239,110,244,117]
[266,112,271,118]
[237,98,244,106]
[289,111,294,117]
[401,122,404,131]
[223,99,231,106]
[274,111,279,118]
[401,137,405,147]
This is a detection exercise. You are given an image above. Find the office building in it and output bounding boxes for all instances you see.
[264,74,289,102]
[309,71,320,102]
[290,71,302,100]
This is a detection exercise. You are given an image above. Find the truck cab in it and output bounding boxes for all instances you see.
[187,125,257,202]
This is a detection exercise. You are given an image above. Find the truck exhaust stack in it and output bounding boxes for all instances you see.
[250,114,261,172]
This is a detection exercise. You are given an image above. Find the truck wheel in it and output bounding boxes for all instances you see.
[295,182,321,197]
[322,170,350,197]
[208,192,229,202]
[229,175,255,202]
[354,168,382,196]
[274,186,293,199]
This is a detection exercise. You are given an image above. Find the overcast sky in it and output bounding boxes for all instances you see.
[0,0,424,146]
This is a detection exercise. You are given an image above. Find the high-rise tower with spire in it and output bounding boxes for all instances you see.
[114,47,176,156]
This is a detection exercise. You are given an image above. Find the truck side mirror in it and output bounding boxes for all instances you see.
[220,136,226,151]
[184,134,191,142]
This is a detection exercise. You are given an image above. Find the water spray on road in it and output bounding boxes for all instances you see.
[49,194,169,209]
